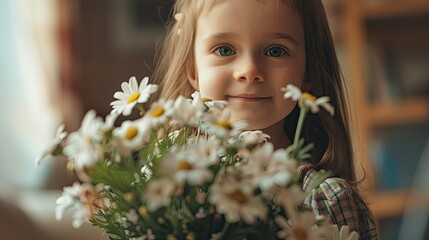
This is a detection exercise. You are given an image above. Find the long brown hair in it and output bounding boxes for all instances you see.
[152,0,359,187]
[286,1,356,184]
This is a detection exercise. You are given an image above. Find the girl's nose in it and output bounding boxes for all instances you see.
[233,55,265,83]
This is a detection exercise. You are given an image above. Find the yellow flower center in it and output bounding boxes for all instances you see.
[216,120,233,130]
[125,127,138,140]
[127,92,140,103]
[151,106,165,117]
[66,161,75,172]
[293,227,308,240]
[302,92,316,101]
[138,206,148,216]
[177,160,193,170]
[227,190,248,204]
[186,232,195,240]
[201,97,212,103]
[124,192,136,203]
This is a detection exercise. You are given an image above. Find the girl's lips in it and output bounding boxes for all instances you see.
[228,94,271,101]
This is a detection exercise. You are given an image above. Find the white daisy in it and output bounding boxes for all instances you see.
[195,207,207,219]
[282,84,302,101]
[126,209,139,224]
[143,229,156,240]
[191,91,228,110]
[171,95,205,127]
[55,182,87,228]
[113,118,152,155]
[145,99,174,127]
[110,76,158,116]
[194,138,222,165]
[78,183,107,220]
[273,185,306,214]
[159,147,214,186]
[202,109,247,138]
[75,110,104,140]
[99,112,118,137]
[275,211,325,240]
[141,164,153,181]
[63,110,104,171]
[210,233,222,240]
[238,130,271,146]
[144,178,175,211]
[241,143,297,192]
[114,214,128,228]
[209,176,267,224]
[133,229,156,240]
[323,224,359,240]
[281,84,334,116]
[204,99,228,109]
[273,184,326,239]
[35,124,68,166]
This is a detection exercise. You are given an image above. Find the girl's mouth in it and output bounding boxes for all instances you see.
[228,94,271,102]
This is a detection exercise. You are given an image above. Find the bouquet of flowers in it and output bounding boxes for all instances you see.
[36,76,358,240]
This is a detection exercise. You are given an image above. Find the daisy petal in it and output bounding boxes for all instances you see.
[129,76,138,92]
[121,80,132,95]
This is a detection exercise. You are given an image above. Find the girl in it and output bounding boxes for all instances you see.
[152,0,378,239]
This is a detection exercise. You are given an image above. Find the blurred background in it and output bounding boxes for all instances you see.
[0,0,427,239]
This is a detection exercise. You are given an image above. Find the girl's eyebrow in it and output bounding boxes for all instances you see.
[270,32,299,45]
[202,32,299,45]
[203,32,239,43]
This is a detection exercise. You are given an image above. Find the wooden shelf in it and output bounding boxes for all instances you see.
[369,189,409,219]
[342,0,429,223]
[362,1,429,20]
[368,97,429,127]
[369,189,429,219]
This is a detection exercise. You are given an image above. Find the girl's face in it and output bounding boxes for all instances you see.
[189,0,306,142]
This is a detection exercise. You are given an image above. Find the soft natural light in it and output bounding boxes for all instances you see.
[0,0,60,189]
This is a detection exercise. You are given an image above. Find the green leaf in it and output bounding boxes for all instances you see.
[304,170,332,197]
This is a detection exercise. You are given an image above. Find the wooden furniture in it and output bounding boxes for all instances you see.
[340,0,429,221]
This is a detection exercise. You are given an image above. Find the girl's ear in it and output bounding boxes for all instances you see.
[186,60,198,90]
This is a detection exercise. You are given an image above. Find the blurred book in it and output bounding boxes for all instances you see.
[366,41,429,103]
[371,122,429,190]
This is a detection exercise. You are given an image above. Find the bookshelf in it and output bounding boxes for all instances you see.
[369,97,429,127]
[340,0,429,226]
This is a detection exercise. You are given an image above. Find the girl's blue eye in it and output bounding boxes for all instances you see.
[265,46,287,57]
[215,46,235,56]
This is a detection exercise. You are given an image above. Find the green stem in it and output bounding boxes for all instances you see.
[220,222,230,238]
[137,104,146,116]
[293,102,309,145]
[168,197,179,235]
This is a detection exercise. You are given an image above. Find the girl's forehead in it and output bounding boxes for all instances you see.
[198,0,297,24]
[203,0,293,11]
[197,0,302,35]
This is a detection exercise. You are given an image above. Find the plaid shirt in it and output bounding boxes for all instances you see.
[300,166,378,240]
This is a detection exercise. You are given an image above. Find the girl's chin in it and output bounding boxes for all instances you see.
[231,114,282,131]
[236,120,273,132]
[237,117,285,134]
